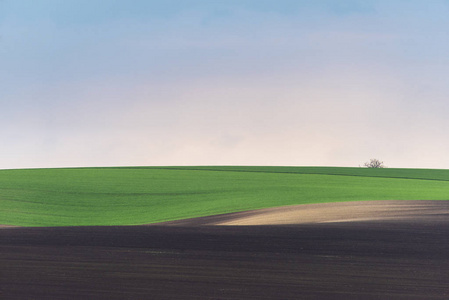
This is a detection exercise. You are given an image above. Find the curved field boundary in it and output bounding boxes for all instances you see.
[7,166,449,181]
[149,166,449,182]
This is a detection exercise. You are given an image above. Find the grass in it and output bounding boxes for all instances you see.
[1,166,449,226]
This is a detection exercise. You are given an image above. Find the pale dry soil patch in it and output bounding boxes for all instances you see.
[158,200,449,226]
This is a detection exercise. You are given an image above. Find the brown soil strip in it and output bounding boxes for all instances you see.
[0,225,19,228]
[157,200,449,226]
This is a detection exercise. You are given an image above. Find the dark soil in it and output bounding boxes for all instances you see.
[1,220,449,299]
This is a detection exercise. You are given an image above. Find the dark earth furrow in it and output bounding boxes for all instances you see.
[1,201,449,299]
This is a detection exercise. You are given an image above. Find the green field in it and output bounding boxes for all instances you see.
[1,166,449,227]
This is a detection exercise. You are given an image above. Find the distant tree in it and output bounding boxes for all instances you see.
[363,158,385,168]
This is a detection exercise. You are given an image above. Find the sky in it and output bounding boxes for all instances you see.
[1,0,449,169]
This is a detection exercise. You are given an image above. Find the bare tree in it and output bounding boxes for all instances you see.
[363,158,385,168]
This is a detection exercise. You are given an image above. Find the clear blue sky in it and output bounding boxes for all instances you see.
[1,1,449,169]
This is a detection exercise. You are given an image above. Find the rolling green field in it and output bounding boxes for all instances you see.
[1,166,449,227]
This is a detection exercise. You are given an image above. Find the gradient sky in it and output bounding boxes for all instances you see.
[1,0,449,169]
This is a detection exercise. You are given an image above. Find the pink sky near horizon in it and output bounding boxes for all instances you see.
[1,1,449,169]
